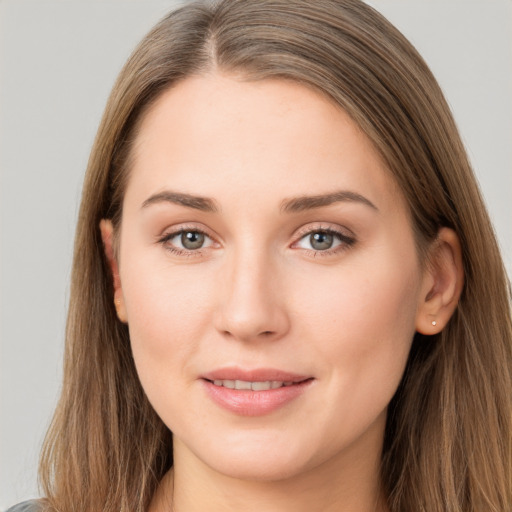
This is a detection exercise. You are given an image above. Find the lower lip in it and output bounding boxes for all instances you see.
[202,379,313,416]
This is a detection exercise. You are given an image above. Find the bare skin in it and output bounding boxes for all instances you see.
[101,74,463,512]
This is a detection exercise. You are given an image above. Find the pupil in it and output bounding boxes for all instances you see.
[181,231,204,250]
[310,231,333,250]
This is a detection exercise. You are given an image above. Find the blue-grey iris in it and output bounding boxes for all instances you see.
[182,231,205,249]
[310,232,333,250]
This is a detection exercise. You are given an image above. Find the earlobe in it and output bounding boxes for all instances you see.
[416,227,464,334]
[100,219,128,323]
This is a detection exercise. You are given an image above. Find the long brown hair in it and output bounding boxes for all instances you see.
[39,1,512,511]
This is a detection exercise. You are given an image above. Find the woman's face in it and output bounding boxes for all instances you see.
[113,74,429,482]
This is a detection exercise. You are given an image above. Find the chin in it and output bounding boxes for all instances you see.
[178,429,316,482]
[208,453,312,483]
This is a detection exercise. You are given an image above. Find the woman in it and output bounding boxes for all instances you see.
[8,0,511,511]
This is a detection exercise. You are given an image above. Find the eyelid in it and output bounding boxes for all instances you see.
[157,223,220,255]
[157,222,217,240]
[292,222,355,241]
[155,221,356,257]
[291,223,357,255]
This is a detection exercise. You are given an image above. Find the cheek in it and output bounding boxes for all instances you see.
[294,247,421,404]
[299,253,419,333]
[120,256,216,397]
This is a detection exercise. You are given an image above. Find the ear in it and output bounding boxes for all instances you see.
[416,227,464,334]
[100,219,127,323]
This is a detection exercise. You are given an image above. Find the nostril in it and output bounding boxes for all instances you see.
[221,329,276,341]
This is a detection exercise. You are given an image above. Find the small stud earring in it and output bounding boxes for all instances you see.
[113,296,127,323]
[432,320,437,326]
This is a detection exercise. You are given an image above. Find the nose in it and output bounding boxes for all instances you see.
[213,247,290,343]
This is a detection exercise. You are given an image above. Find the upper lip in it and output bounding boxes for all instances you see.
[201,367,311,383]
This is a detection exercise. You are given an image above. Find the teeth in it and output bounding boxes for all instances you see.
[251,381,271,391]
[235,380,252,390]
[211,379,293,390]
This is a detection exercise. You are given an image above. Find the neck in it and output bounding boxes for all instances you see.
[150,427,389,512]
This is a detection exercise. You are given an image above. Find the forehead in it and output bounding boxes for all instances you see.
[125,73,404,213]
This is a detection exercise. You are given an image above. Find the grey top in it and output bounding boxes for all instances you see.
[5,501,41,512]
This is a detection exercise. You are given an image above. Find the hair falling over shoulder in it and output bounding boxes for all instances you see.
[38,1,512,511]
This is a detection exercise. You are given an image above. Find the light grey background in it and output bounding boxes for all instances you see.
[1,0,511,508]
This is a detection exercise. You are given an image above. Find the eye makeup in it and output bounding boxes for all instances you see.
[156,221,357,260]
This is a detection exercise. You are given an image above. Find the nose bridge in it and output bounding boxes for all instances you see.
[214,239,288,342]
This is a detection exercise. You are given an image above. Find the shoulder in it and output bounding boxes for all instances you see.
[4,500,42,512]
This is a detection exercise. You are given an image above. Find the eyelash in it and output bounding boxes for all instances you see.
[158,225,215,258]
[157,225,356,258]
[292,226,356,257]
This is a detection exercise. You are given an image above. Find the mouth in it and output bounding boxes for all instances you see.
[201,368,314,416]
[206,379,308,391]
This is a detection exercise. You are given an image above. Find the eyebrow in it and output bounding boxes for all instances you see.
[281,190,378,213]
[141,189,377,214]
[141,191,220,213]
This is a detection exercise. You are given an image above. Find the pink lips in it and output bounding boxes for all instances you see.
[201,368,313,416]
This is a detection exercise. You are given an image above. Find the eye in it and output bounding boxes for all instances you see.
[305,231,338,251]
[180,231,207,250]
[294,228,355,253]
[160,229,214,252]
